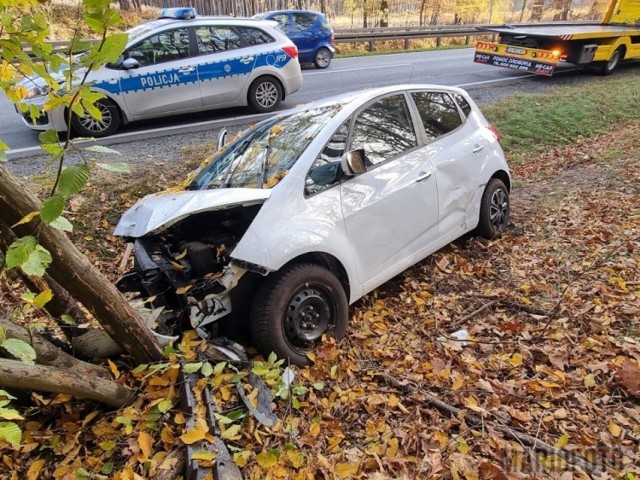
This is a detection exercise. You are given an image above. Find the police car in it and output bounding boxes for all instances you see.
[18,8,303,137]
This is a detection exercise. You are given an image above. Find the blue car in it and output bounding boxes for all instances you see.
[254,10,335,69]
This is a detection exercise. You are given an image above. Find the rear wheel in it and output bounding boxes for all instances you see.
[248,76,282,113]
[70,98,121,138]
[596,47,623,76]
[313,47,332,69]
[477,178,510,239]
[250,263,348,366]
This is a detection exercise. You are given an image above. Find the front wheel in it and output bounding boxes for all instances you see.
[477,178,510,239]
[70,98,121,138]
[314,47,332,69]
[250,263,348,366]
[248,77,282,113]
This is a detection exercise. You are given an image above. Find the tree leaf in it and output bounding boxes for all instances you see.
[13,211,39,227]
[40,194,65,224]
[1,339,37,364]
[180,428,206,445]
[60,315,75,325]
[38,129,59,145]
[0,422,22,446]
[0,408,23,421]
[84,145,121,155]
[96,162,130,173]
[183,362,203,374]
[33,289,52,309]
[58,164,90,197]
[200,362,213,377]
[5,236,36,270]
[26,458,45,480]
[21,245,52,277]
[138,431,153,460]
[256,449,278,468]
[49,216,73,232]
[192,451,216,461]
[157,399,173,413]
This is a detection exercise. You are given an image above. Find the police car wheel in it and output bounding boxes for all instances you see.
[248,77,282,113]
[70,99,121,138]
[314,48,332,69]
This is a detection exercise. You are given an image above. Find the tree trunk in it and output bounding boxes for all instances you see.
[0,359,131,408]
[0,316,110,379]
[0,166,162,364]
[0,218,89,340]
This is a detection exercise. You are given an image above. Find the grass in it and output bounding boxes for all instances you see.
[482,70,640,155]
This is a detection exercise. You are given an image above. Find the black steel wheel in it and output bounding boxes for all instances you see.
[70,98,121,138]
[313,47,332,69]
[251,263,348,366]
[477,178,510,239]
[247,76,282,113]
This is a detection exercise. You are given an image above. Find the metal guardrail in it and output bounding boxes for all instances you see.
[26,21,599,55]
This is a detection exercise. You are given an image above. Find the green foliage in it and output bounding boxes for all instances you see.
[58,164,90,197]
[0,422,21,447]
[483,72,640,155]
[5,236,52,276]
[0,339,36,364]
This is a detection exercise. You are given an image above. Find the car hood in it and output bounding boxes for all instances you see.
[114,188,271,238]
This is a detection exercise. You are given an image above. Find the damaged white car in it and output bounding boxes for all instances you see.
[114,84,511,366]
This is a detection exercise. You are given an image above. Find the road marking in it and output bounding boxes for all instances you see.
[304,63,413,74]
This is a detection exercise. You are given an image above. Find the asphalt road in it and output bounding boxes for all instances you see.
[1,47,575,157]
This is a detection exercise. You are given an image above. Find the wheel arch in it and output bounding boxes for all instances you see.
[278,252,351,301]
[491,169,511,192]
[249,73,287,101]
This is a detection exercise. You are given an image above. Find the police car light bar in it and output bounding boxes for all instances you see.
[159,7,197,20]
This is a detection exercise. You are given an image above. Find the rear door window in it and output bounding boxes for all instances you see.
[411,92,463,141]
[237,26,274,45]
[195,26,243,55]
[292,13,316,32]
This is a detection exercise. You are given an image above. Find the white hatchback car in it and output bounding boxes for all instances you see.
[18,8,303,137]
[115,85,511,365]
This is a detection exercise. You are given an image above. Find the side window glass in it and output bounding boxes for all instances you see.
[272,14,290,31]
[238,26,274,45]
[126,28,190,66]
[305,122,349,196]
[411,92,463,141]
[195,26,242,55]
[351,95,418,166]
[452,93,472,118]
[293,13,315,32]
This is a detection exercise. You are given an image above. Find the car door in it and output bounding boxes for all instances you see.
[340,93,439,289]
[410,90,485,237]
[194,25,257,106]
[289,12,317,61]
[116,27,202,118]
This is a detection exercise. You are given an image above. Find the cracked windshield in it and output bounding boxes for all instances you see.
[189,105,342,190]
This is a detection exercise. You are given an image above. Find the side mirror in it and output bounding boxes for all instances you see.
[341,149,367,176]
[122,58,140,70]
[217,128,228,149]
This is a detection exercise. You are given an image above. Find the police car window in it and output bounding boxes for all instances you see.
[351,94,418,166]
[411,92,463,141]
[305,121,349,196]
[196,27,242,54]
[237,26,274,45]
[292,13,315,32]
[126,28,190,67]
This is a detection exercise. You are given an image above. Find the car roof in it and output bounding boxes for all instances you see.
[135,16,279,31]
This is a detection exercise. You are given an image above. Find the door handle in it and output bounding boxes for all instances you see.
[240,56,255,64]
[416,171,432,182]
[178,66,195,74]
[473,144,484,153]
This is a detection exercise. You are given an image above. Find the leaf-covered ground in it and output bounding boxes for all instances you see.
[1,120,639,479]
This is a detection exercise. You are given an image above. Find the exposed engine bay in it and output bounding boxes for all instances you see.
[116,204,263,338]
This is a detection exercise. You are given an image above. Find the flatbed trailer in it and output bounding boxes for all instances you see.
[474,0,640,76]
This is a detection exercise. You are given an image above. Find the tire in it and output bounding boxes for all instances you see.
[313,47,332,69]
[596,47,623,76]
[70,98,121,138]
[477,178,510,240]
[247,76,282,113]
[250,263,348,366]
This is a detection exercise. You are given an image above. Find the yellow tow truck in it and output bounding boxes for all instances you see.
[474,0,640,75]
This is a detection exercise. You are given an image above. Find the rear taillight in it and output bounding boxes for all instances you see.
[282,45,298,59]
[488,124,502,142]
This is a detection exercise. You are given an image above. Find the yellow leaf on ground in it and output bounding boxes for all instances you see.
[27,459,45,480]
[310,422,321,437]
[138,431,153,460]
[555,433,569,448]
[256,450,278,468]
[508,353,523,367]
[609,421,622,437]
[584,374,596,388]
[335,462,359,479]
[180,428,206,445]
[108,359,120,380]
